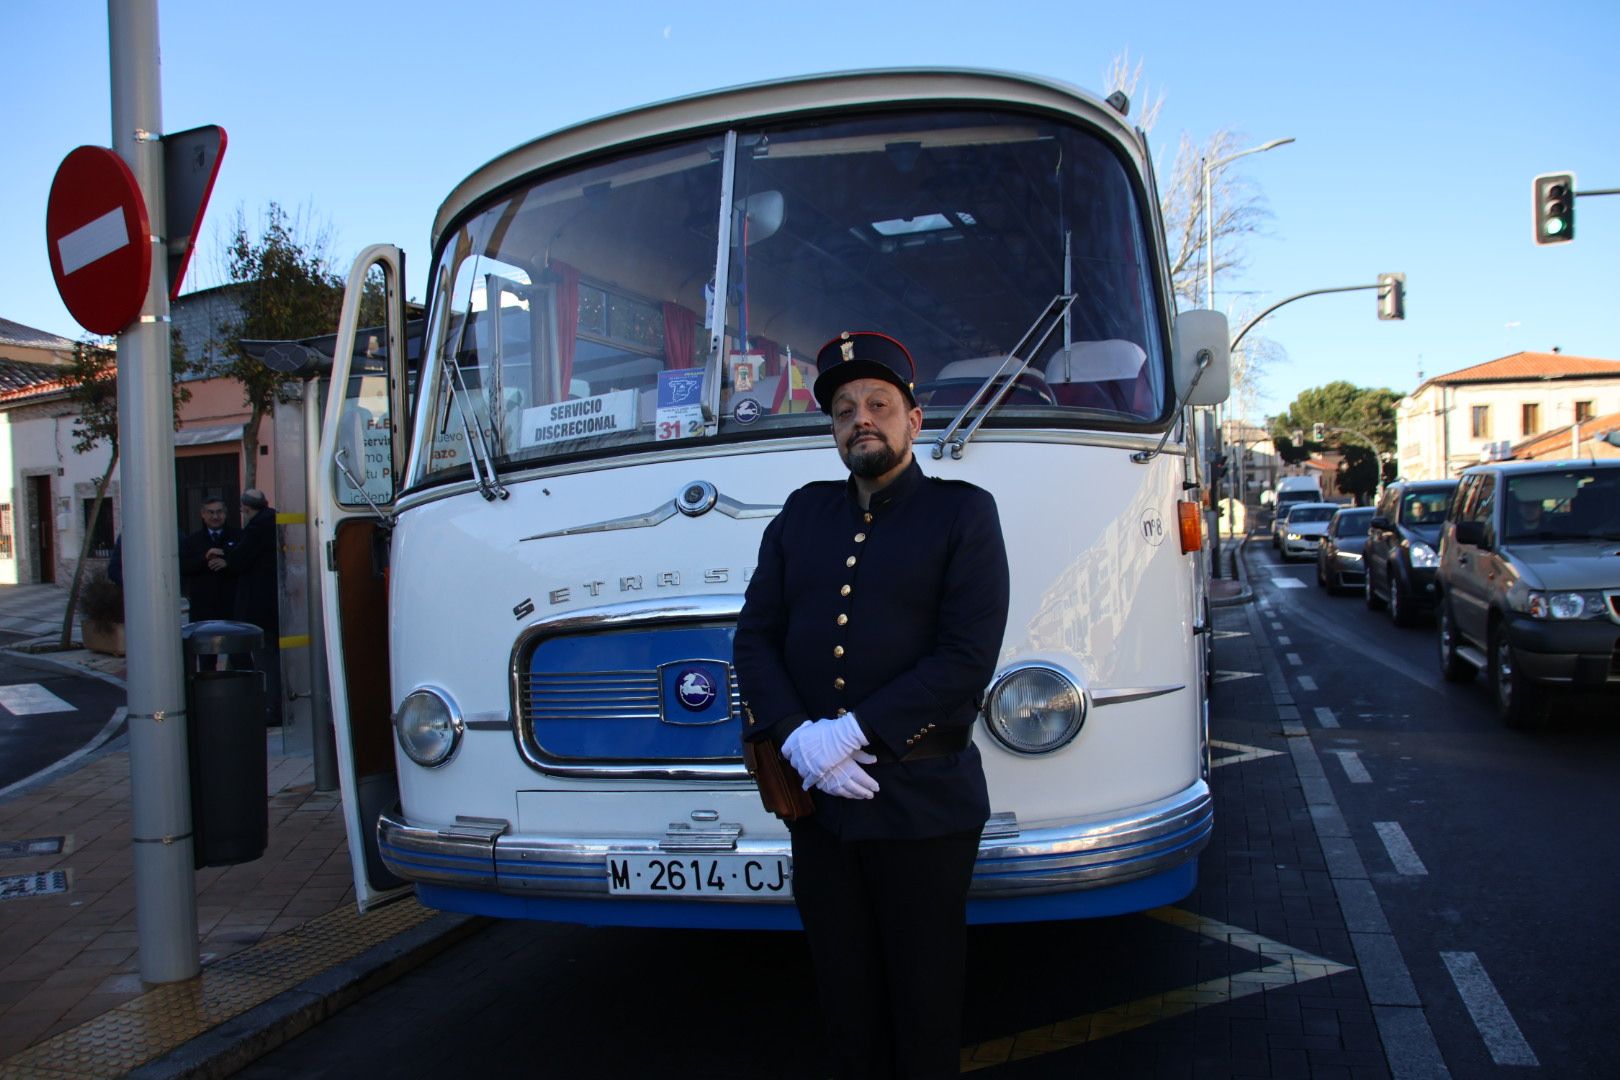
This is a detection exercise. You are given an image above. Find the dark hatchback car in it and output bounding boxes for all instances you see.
[1317,506,1375,593]
[1364,479,1459,625]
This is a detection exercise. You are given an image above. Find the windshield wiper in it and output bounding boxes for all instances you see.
[931,293,1076,461]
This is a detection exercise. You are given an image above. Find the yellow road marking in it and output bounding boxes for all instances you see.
[960,906,1354,1070]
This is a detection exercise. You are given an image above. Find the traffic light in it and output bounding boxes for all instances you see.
[1311,422,1326,442]
[1533,172,1575,245]
[1377,272,1406,321]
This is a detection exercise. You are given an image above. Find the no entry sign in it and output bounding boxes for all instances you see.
[46,146,153,336]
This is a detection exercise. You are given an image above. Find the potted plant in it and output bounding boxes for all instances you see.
[80,571,126,656]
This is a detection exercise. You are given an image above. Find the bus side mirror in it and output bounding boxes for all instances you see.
[1174,310,1230,406]
[1454,520,1486,547]
[1370,516,1391,531]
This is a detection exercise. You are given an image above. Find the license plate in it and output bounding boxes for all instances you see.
[606,854,791,897]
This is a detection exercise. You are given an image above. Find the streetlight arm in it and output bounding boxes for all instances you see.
[1229,282,1381,353]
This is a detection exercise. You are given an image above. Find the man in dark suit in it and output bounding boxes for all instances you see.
[735,331,1011,1078]
[213,488,281,725]
[180,497,240,623]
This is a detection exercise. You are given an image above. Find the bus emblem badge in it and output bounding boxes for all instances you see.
[676,668,718,711]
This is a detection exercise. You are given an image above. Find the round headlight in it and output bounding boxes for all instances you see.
[984,665,1085,755]
[394,687,463,767]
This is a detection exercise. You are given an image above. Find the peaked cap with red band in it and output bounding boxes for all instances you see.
[812,331,917,411]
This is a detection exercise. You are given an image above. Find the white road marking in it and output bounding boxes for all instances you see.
[1331,750,1372,783]
[1314,706,1339,729]
[1286,652,1302,666]
[1213,630,1248,640]
[1374,821,1428,875]
[1213,670,1261,684]
[1297,675,1318,692]
[57,207,130,275]
[0,683,77,715]
[1441,951,1539,1066]
[1276,635,1291,645]
[1270,621,1283,631]
[1271,578,1306,589]
[1209,739,1285,767]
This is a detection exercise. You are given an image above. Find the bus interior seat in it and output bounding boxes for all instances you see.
[1044,340,1150,413]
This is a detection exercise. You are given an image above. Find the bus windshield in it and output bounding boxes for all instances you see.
[417,107,1166,482]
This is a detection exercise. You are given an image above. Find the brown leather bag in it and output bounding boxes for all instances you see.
[742,739,814,822]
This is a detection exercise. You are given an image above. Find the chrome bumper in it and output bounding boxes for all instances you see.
[377,779,1212,901]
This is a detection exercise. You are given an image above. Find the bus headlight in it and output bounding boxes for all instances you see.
[983,664,1085,755]
[394,687,463,767]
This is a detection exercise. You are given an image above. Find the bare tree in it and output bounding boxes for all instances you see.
[1106,54,1280,404]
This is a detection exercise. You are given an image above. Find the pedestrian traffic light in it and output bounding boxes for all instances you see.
[1311,422,1326,442]
[1533,172,1575,245]
[1376,272,1406,321]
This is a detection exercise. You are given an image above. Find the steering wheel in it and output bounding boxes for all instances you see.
[914,372,1057,408]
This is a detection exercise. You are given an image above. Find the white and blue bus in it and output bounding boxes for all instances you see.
[315,68,1231,928]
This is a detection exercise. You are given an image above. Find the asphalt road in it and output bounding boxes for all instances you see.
[1249,534,1620,1077]
[234,534,1620,1077]
[0,645,126,794]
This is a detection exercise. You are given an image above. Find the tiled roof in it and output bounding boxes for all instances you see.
[0,359,71,404]
[1416,352,1620,393]
[0,316,77,351]
[1511,409,1620,456]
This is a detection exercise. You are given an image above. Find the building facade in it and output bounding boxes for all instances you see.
[0,303,278,588]
[1396,352,1620,480]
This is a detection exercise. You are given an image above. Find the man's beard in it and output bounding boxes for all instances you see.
[843,435,902,479]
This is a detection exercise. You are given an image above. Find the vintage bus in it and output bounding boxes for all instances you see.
[315,68,1231,927]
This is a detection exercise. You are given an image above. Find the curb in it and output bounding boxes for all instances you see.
[125,910,488,1079]
[1209,534,1253,607]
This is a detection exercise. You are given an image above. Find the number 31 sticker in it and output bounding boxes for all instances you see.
[656,405,704,441]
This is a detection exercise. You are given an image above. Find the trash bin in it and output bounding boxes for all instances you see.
[183,620,268,869]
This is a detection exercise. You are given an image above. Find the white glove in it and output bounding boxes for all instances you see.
[812,752,880,799]
[781,713,868,785]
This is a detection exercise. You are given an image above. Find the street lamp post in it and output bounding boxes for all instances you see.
[1203,137,1296,308]
[1201,137,1293,569]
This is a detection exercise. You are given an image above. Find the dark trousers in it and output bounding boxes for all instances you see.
[790,818,982,1080]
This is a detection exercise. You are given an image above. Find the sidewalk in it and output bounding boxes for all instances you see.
[0,584,476,1078]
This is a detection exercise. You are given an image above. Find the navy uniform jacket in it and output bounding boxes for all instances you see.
[735,458,1010,841]
[179,524,242,623]
[224,507,280,636]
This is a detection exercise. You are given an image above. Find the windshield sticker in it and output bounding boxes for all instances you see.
[732,398,762,425]
[520,389,638,448]
[656,369,707,441]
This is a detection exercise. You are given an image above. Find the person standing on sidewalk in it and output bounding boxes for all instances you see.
[211,489,281,724]
[734,331,1010,1078]
[180,497,240,623]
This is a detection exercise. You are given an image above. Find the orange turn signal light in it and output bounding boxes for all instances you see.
[1177,500,1202,553]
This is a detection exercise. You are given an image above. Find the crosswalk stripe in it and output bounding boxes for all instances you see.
[0,683,76,716]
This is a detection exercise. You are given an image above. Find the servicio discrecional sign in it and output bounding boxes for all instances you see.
[45,146,152,337]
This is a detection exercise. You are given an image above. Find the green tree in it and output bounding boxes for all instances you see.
[1269,381,1402,504]
[58,338,191,647]
[215,204,345,488]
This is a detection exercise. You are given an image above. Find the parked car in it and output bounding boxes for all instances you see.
[1435,460,1620,727]
[1278,502,1339,561]
[1317,506,1375,593]
[1364,479,1459,625]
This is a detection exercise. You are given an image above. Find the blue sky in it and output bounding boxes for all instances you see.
[4,0,1617,417]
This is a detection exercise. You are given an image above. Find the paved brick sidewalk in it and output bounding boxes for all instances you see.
[0,583,467,1076]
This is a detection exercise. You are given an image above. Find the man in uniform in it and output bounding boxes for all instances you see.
[180,497,240,623]
[735,331,1010,1078]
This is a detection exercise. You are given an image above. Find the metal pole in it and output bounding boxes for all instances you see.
[304,379,338,791]
[111,0,200,983]
[1203,157,1214,310]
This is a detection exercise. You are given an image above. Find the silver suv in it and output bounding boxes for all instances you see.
[1436,460,1620,726]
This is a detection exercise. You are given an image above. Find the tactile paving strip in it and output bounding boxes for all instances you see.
[0,898,435,1078]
